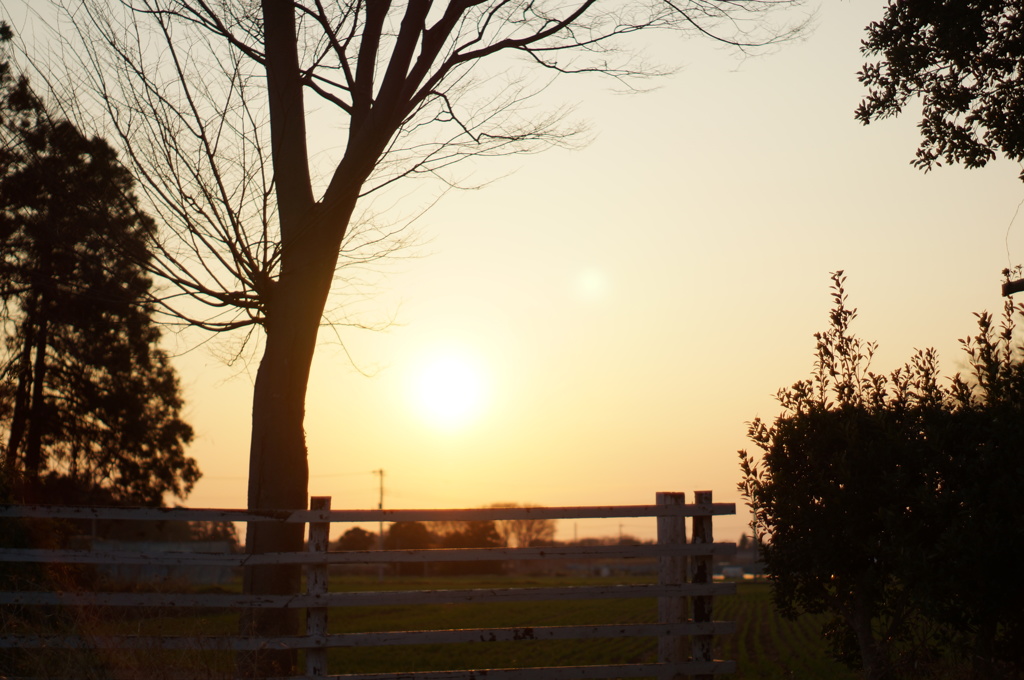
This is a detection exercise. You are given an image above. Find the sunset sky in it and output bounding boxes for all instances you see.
[10,0,1024,544]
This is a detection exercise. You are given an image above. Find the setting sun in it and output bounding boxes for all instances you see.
[413,354,487,429]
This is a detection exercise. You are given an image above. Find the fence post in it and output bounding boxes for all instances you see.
[306,496,331,677]
[657,492,688,680]
[691,490,714,680]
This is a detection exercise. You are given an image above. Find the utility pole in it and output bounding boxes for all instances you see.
[373,469,384,580]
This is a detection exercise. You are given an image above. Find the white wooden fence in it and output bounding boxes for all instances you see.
[0,491,737,680]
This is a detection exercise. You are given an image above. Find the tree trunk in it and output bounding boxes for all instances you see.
[238,202,355,677]
[22,308,49,499]
[237,329,310,675]
[237,3,382,674]
[4,321,33,479]
[851,597,886,680]
[238,4,321,676]
[6,290,47,502]
[239,282,319,675]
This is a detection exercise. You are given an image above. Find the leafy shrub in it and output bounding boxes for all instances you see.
[740,272,1024,680]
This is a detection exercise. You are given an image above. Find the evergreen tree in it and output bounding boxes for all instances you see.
[0,26,198,506]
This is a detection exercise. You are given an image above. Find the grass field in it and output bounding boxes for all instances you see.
[3,575,860,679]
[714,581,857,680]
[315,576,858,680]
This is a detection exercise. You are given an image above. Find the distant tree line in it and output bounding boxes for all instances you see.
[334,505,558,576]
[740,272,1024,680]
[337,520,504,576]
[97,518,240,548]
[332,509,692,576]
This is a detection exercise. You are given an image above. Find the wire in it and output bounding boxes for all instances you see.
[1006,193,1024,268]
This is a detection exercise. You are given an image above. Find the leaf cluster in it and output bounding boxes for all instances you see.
[857,0,1024,179]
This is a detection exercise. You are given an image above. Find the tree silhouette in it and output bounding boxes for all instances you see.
[438,520,504,575]
[384,521,436,576]
[490,502,557,547]
[0,29,197,506]
[335,526,376,551]
[35,0,803,673]
[740,272,1024,679]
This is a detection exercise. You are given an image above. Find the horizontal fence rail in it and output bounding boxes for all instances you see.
[0,503,735,523]
[0,491,737,680]
[0,542,738,566]
[276,661,739,680]
[0,583,736,609]
[2,622,739,651]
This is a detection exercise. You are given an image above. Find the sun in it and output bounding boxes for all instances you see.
[413,354,487,429]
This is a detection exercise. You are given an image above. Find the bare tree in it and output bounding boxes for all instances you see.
[490,502,557,547]
[19,0,803,674]
[511,513,557,548]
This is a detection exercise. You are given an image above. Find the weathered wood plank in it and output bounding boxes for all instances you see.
[0,503,735,523]
[0,622,738,650]
[0,666,737,680]
[306,496,330,677]
[692,491,716,680]
[0,542,737,566]
[268,661,738,680]
[0,583,737,609]
[657,491,689,680]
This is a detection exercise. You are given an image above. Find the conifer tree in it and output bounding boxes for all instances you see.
[0,26,197,505]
